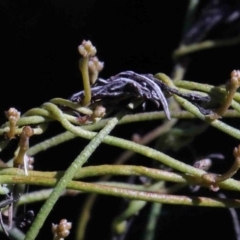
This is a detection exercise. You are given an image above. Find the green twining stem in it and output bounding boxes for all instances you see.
[0,174,240,208]
[24,116,119,239]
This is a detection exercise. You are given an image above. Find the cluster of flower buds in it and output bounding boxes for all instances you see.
[78,40,104,84]
[5,108,21,139]
[52,219,72,240]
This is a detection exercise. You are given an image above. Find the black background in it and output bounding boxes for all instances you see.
[0,0,240,239]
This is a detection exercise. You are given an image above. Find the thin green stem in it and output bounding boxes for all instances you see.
[22,108,50,117]
[20,103,239,182]
[25,117,119,239]
[38,103,207,178]
[156,73,240,139]
[174,79,240,103]
[50,98,93,115]
[27,131,75,156]
[1,107,240,138]
[113,119,177,164]
[175,95,240,139]
[112,182,163,234]
[181,0,199,37]
[173,34,240,59]
[16,109,238,158]
[79,57,91,106]
[17,189,61,206]
[1,164,240,192]
[142,202,162,240]
[76,193,98,240]
[0,174,240,207]
[19,179,240,208]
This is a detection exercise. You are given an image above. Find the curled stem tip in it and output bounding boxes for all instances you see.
[211,70,240,119]
[202,145,240,191]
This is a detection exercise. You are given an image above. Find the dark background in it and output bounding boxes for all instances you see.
[0,0,240,239]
